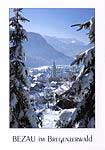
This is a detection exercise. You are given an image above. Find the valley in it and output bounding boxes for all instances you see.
[28,65,77,128]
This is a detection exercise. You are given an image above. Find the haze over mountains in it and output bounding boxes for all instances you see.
[44,35,91,57]
[23,32,91,67]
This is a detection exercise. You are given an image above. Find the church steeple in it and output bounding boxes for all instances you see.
[52,61,56,79]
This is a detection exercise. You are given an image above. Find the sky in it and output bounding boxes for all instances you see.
[10,8,95,44]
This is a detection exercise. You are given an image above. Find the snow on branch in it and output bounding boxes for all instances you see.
[71,17,95,43]
[71,47,95,67]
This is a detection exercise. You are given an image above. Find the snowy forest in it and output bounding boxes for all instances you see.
[9,8,95,128]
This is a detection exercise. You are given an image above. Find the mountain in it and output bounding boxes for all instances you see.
[44,35,92,57]
[23,32,73,67]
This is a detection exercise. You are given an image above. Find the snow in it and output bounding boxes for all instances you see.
[19,110,24,119]
[59,109,76,122]
[84,47,94,66]
[27,57,95,128]
[55,81,72,95]
[27,65,78,128]
[89,17,95,39]
[42,108,60,128]
[75,122,80,128]
[56,108,76,127]
[30,93,40,99]
[30,82,36,88]
[71,40,76,43]
[76,66,84,79]
[87,117,95,128]
[26,103,76,129]
[10,58,24,63]
[26,108,39,128]
[50,81,57,86]
[32,73,42,81]
[11,93,17,108]
[33,66,49,71]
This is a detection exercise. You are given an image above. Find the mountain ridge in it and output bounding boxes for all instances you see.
[23,32,73,67]
[44,35,91,57]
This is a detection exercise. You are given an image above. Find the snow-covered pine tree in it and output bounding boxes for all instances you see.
[9,8,38,128]
[66,17,95,128]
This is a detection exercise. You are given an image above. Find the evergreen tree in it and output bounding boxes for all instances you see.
[56,17,95,128]
[67,17,95,128]
[9,8,38,128]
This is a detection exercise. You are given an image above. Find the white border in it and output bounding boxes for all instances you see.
[0,0,105,149]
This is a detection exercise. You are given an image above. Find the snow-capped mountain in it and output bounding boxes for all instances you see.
[44,35,91,57]
[23,32,73,67]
